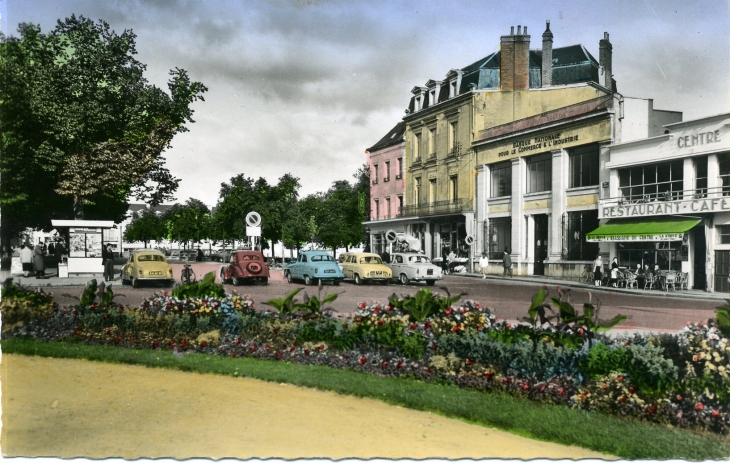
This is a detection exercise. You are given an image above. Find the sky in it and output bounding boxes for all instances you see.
[4,0,729,209]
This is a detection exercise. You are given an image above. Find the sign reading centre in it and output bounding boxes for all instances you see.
[600,196,730,219]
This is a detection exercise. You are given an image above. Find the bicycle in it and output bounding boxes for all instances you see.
[181,262,196,285]
[579,265,594,283]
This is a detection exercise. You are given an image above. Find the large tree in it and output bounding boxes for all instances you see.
[0,16,207,243]
[162,199,212,248]
[123,208,167,248]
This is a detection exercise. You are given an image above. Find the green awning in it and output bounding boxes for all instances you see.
[585,218,701,242]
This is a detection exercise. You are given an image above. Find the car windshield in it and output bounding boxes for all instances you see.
[311,255,334,262]
[408,255,430,263]
[137,254,165,262]
[238,254,260,260]
[359,256,382,264]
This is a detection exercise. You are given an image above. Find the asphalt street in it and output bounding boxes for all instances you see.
[36,272,721,333]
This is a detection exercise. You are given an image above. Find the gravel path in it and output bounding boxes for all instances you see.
[1,354,613,460]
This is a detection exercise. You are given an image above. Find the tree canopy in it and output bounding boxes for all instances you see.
[0,15,207,241]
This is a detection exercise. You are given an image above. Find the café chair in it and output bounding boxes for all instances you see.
[644,274,657,290]
[663,272,677,291]
[624,272,638,289]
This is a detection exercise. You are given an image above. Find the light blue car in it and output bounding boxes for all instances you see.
[284,250,344,286]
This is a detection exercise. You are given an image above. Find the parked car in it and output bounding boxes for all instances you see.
[121,250,174,288]
[169,249,199,261]
[219,250,270,285]
[338,252,392,285]
[285,250,343,285]
[387,252,443,285]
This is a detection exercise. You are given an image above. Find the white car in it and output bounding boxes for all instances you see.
[387,252,443,285]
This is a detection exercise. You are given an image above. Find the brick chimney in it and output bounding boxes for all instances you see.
[541,20,553,87]
[500,25,530,91]
[599,32,613,91]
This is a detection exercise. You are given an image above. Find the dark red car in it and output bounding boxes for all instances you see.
[219,250,270,285]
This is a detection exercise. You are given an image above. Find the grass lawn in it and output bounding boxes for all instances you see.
[3,338,730,460]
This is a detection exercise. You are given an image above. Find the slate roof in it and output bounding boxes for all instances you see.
[366,121,406,153]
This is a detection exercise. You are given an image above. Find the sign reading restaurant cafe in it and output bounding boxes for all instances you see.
[600,196,730,220]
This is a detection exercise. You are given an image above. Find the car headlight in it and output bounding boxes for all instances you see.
[138,269,143,275]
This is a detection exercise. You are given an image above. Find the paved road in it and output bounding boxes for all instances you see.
[39,272,720,332]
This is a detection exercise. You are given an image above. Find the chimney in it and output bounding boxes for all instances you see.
[500,25,531,91]
[599,31,613,91]
[541,20,553,87]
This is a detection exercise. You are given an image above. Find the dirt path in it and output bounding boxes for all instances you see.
[1,354,613,460]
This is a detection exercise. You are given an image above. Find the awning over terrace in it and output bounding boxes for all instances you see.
[585,218,701,242]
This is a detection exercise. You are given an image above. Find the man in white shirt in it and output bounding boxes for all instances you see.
[479,252,489,279]
[19,244,33,277]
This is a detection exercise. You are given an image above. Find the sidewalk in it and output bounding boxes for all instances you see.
[457,270,729,302]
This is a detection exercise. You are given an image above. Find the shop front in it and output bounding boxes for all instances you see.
[51,220,115,276]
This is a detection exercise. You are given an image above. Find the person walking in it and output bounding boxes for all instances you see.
[381,249,391,264]
[592,254,603,286]
[19,244,33,277]
[33,245,46,279]
[502,248,512,277]
[102,244,115,282]
[479,252,489,279]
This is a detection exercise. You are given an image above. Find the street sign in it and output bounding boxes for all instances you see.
[245,212,262,227]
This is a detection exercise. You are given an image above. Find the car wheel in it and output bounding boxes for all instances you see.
[354,274,362,285]
[381,279,390,285]
[304,275,314,286]
[233,277,241,286]
[132,277,140,289]
[286,272,294,283]
[426,280,436,286]
[121,276,129,286]
[399,274,409,285]
[333,280,340,286]
[261,277,268,286]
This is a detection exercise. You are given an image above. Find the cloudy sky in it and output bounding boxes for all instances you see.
[4,0,729,208]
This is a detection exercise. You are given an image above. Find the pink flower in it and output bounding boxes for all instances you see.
[359,356,367,365]
[695,402,705,411]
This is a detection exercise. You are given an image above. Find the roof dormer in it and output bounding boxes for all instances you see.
[425,79,442,107]
[411,86,428,111]
[444,69,463,98]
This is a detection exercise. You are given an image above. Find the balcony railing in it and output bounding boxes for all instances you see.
[599,186,727,208]
[447,142,461,158]
[402,198,472,217]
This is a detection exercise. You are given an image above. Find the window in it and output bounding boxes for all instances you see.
[397,195,403,215]
[562,211,599,260]
[490,161,512,198]
[372,164,378,184]
[526,153,552,193]
[450,80,457,97]
[619,160,683,202]
[569,144,599,188]
[449,176,458,201]
[385,197,391,219]
[396,157,403,179]
[384,161,390,182]
[449,121,458,149]
[696,156,708,198]
[487,218,511,259]
[415,95,422,111]
[718,225,730,244]
[413,133,421,160]
[428,128,436,156]
[374,199,379,219]
[414,178,421,205]
[430,89,436,105]
[719,154,730,196]
[429,178,436,203]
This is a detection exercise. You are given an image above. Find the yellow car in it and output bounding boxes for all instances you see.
[121,250,174,288]
[338,252,392,285]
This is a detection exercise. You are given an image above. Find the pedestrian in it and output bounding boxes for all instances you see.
[33,245,46,279]
[48,241,55,255]
[502,248,512,277]
[446,249,456,274]
[592,254,603,286]
[479,252,489,279]
[381,249,390,264]
[102,244,114,281]
[196,248,204,262]
[19,244,33,277]
[609,266,619,287]
[611,257,619,270]
[54,240,65,264]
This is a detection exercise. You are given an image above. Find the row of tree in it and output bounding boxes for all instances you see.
[124,167,370,257]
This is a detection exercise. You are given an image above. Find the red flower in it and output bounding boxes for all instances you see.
[381,361,388,368]
[676,395,683,401]
[264,344,270,351]
[577,327,585,336]
[317,344,325,351]
[430,343,438,350]
[200,340,208,348]
[356,317,363,323]
[168,340,176,348]
[451,324,462,332]
[152,341,159,349]
[712,410,721,417]
[275,352,283,361]
[505,323,512,330]
[646,404,657,416]
[618,395,627,404]
[90,304,96,309]
[484,372,494,380]
[475,303,482,309]
[521,382,530,392]
[118,307,125,314]
[235,338,241,344]
[410,323,418,330]
[602,384,608,390]
[373,307,381,315]
[502,377,511,385]
[290,344,297,352]
[424,321,431,330]
[444,308,454,316]
[695,402,705,411]
[476,324,482,331]
[248,344,257,352]
[539,384,546,391]
[558,387,564,396]
[106,329,112,336]
[466,358,474,365]
[460,307,468,315]
[359,356,367,365]
[377,319,384,326]
[616,375,624,382]
[629,385,636,394]
[163,291,169,296]
[113,336,121,345]
[359,303,366,309]
[304,349,310,356]
[386,305,393,311]
[396,361,405,370]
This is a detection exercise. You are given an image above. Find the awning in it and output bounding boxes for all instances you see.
[585,218,701,242]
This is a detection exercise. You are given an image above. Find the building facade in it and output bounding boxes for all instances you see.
[591,113,730,292]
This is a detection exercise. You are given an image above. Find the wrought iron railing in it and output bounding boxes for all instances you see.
[601,186,727,207]
[447,142,461,158]
[402,198,472,217]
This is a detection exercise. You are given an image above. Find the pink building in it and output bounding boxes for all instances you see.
[364,122,405,254]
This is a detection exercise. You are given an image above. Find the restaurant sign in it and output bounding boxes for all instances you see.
[587,233,684,242]
[600,197,730,219]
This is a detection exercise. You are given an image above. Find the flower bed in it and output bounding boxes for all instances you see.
[3,277,730,436]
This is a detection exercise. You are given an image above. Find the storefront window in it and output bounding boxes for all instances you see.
[717,225,730,244]
[695,156,708,198]
[490,161,512,198]
[488,218,511,259]
[69,228,103,258]
[719,155,730,196]
[618,160,683,202]
[569,144,599,188]
[526,153,552,193]
[617,241,683,272]
[562,211,599,260]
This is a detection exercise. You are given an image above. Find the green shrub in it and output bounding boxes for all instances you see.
[171,272,225,299]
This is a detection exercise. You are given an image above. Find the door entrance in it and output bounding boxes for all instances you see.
[533,214,548,276]
[694,226,707,290]
[715,250,729,293]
